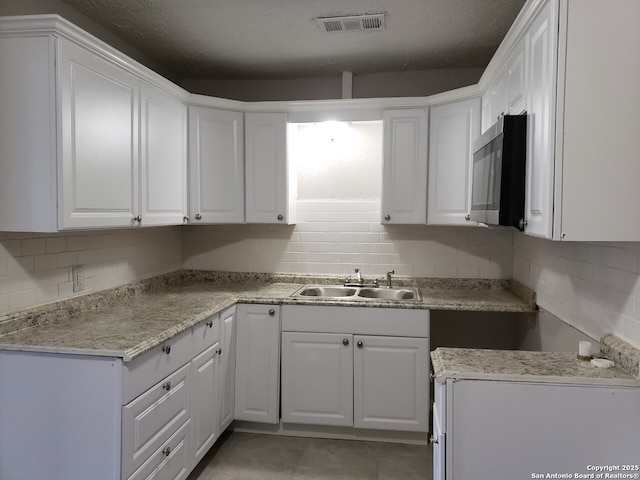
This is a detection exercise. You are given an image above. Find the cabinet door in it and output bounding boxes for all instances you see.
[245,112,295,224]
[505,39,527,115]
[191,343,220,468]
[58,38,139,229]
[235,304,280,424]
[381,109,428,224]
[188,107,244,224]
[353,336,429,432]
[481,72,506,133]
[218,306,236,432]
[281,332,353,427]
[427,98,481,226]
[140,83,187,226]
[524,0,557,238]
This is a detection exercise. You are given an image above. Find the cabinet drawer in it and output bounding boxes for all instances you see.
[122,364,191,479]
[123,328,192,404]
[193,314,220,356]
[127,419,192,480]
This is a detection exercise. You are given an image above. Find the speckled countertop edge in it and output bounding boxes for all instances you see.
[0,269,533,362]
[431,347,640,387]
[601,334,640,379]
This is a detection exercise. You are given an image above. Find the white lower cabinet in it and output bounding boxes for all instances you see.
[234,304,281,424]
[353,335,429,432]
[281,306,430,433]
[281,332,354,427]
[122,364,191,479]
[218,306,237,432]
[191,343,221,467]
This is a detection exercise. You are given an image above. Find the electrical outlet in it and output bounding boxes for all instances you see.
[72,265,84,293]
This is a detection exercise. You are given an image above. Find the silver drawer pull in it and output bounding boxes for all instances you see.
[162,446,171,456]
[357,341,364,349]
[162,345,171,355]
[163,382,171,391]
[206,320,213,328]
[217,348,222,356]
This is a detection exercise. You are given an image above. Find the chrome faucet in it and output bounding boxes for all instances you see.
[344,268,378,288]
[386,270,395,288]
[355,268,363,284]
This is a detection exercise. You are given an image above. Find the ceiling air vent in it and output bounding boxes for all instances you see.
[316,13,386,33]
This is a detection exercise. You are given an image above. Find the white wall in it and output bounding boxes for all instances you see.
[513,232,640,348]
[181,68,483,101]
[182,201,513,278]
[0,227,182,316]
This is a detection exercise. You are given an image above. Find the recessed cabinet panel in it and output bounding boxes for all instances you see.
[381,109,428,224]
[191,344,220,466]
[189,107,244,223]
[524,0,556,239]
[245,112,295,224]
[427,98,481,226]
[235,304,280,424]
[353,335,429,432]
[506,40,527,115]
[140,84,188,226]
[281,332,354,427]
[219,306,237,432]
[58,39,139,229]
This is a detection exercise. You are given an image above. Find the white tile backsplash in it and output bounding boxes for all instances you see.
[513,232,640,347]
[0,227,182,316]
[182,200,514,279]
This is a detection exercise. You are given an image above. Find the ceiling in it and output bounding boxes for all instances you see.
[60,0,526,80]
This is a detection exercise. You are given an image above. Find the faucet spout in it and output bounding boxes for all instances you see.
[386,270,395,288]
[355,268,363,284]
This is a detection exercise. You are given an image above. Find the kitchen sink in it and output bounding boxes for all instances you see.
[356,288,419,300]
[293,286,358,298]
[290,285,421,302]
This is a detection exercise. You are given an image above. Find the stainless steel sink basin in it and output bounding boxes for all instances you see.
[293,286,357,298]
[291,285,421,302]
[356,288,419,300]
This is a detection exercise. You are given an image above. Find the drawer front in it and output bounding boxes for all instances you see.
[122,364,191,479]
[123,328,193,404]
[127,419,192,480]
[193,314,220,356]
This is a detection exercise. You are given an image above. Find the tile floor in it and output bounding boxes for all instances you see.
[187,431,433,480]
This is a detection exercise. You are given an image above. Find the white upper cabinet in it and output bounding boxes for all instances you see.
[505,39,527,115]
[523,0,556,239]
[482,0,640,241]
[58,39,140,229]
[245,112,296,224]
[381,109,428,224]
[481,72,506,133]
[140,83,188,226]
[0,20,190,232]
[188,107,244,224]
[427,97,481,226]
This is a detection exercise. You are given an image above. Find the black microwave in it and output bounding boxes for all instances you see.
[469,115,527,230]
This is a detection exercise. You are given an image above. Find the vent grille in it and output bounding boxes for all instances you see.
[317,13,386,33]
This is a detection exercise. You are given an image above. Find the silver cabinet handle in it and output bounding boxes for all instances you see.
[162,446,171,456]
[384,214,391,221]
[357,341,364,349]
[342,338,349,346]
[206,319,213,328]
[268,309,275,316]
[429,434,438,445]
[195,213,202,220]
[162,345,171,355]
[163,381,171,391]
[183,215,190,224]
[134,215,142,223]
[465,214,471,221]
[519,218,528,230]
[277,214,284,221]
[217,348,222,356]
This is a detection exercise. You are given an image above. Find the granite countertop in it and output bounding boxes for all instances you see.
[431,347,640,387]
[0,271,535,362]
